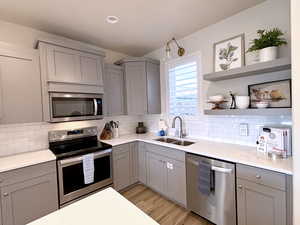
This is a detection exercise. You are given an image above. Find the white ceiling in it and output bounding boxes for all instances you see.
[0,0,265,56]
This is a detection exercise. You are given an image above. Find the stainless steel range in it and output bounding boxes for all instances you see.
[49,126,113,207]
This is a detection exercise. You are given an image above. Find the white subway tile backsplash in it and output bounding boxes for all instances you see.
[0,115,143,157]
[142,114,292,147]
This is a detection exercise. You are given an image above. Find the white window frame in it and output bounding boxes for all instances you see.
[165,52,202,117]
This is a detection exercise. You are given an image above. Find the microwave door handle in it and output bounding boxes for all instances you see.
[94,99,98,116]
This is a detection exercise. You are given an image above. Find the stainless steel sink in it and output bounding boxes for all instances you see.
[154,137,195,146]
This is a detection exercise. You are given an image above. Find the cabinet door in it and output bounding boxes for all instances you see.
[237,178,286,225]
[1,173,58,225]
[124,62,147,115]
[165,158,186,206]
[146,152,166,194]
[130,142,139,184]
[0,47,43,124]
[146,62,161,114]
[46,45,81,83]
[138,142,147,184]
[104,65,124,116]
[80,53,103,86]
[113,145,131,191]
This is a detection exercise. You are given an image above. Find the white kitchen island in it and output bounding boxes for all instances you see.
[27,187,159,225]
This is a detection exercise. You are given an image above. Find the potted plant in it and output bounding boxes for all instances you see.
[247,28,287,62]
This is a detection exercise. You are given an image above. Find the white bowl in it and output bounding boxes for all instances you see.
[209,95,224,102]
[256,101,269,108]
[235,96,250,109]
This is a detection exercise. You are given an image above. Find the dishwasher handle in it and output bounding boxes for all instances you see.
[211,166,232,174]
[187,158,233,174]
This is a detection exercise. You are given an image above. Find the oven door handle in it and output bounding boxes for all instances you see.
[94,99,98,116]
[59,149,112,166]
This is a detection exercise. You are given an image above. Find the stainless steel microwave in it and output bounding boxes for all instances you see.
[49,93,103,122]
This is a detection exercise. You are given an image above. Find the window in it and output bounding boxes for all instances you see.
[167,55,199,116]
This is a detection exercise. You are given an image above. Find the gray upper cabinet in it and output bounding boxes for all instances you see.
[104,64,125,116]
[146,62,161,114]
[38,40,105,121]
[236,164,291,225]
[119,58,161,115]
[0,161,58,225]
[0,44,43,124]
[124,61,148,115]
[39,42,104,86]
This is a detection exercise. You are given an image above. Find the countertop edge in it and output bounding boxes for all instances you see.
[0,149,56,173]
[101,135,293,175]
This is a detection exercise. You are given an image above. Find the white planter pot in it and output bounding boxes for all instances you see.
[259,46,278,62]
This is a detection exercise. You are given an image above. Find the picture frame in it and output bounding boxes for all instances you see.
[248,79,292,108]
[213,34,245,72]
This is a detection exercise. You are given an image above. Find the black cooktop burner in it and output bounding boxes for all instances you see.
[49,136,112,159]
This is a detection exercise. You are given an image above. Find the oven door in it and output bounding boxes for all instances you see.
[49,93,103,122]
[57,149,112,205]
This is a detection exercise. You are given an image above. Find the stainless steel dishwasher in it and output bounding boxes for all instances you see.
[186,153,236,225]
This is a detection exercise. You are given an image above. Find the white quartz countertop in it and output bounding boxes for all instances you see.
[0,150,56,173]
[102,133,293,175]
[27,187,159,225]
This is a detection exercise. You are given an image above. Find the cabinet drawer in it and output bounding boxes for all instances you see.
[0,161,56,187]
[237,164,286,191]
[145,143,185,162]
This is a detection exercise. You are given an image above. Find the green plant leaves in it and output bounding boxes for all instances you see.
[247,28,287,52]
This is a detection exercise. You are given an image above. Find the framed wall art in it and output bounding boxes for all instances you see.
[213,34,245,72]
[248,79,292,108]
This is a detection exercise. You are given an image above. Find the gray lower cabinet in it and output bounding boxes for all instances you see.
[138,142,147,184]
[103,64,125,116]
[236,164,291,225]
[113,142,138,191]
[119,58,161,115]
[0,161,58,225]
[146,152,166,193]
[0,44,43,124]
[145,144,186,206]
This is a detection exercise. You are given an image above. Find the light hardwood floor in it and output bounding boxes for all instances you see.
[121,184,213,225]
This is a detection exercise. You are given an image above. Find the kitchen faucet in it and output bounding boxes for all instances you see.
[172,116,184,138]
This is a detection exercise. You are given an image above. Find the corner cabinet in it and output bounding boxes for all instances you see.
[236,164,292,225]
[112,142,138,191]
[118,58,161,115]
[0,161,58,225]
[103,64,125,116]
[0,44,43,124]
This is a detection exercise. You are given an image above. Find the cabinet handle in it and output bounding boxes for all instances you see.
[255,174,261,179]
[238,185,243,189]
[3,193,9,197]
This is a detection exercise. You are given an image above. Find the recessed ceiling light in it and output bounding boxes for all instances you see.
[106,16,119,24]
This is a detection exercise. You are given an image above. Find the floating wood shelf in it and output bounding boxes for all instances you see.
[204,108,292,116]
[203,58,291,81]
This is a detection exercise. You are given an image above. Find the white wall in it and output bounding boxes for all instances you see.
[291,0,300,223]
[0,20,127,63]
[143,0,292,146]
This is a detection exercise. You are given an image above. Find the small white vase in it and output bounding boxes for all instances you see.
[235,96,250,109]
[259,46,278,62]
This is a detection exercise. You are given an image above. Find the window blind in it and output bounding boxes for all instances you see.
[168,58,198,116]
